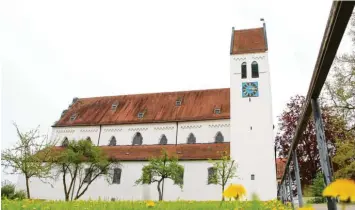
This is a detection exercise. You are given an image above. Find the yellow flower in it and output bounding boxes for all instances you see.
[323,179,355,202]
[223,184,246,199]
[298,207,314,210]
[146,200,155,207]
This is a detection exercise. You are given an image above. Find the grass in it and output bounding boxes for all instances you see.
[1,199,293,210]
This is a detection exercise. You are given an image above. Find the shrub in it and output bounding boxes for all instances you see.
[1,183,15,199]
[1,183,26,200]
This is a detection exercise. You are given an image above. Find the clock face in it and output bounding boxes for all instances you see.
[242,82,259,97]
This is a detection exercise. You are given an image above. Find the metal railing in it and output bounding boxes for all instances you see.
[277,1,355,209]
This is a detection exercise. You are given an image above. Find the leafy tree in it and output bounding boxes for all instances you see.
[208,151,238,201]
[1,123,54,199]
[325,13,355,132]
[53,139,119,201]
[135,149,184,201]
[275,95,349,187]
[311,171,325,198]
[332,137,355,179]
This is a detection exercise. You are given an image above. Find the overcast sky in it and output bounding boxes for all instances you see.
[0,0,352,183]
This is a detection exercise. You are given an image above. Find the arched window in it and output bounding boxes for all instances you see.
[159,134,168,145]
[207,167,217,184]
[132,132,143,145]
[62,137,69,147]
[112,168,122,184]
[215,131,224,143]
[108,136,116,146]
[241,62,247,79]
[187,133,196,144]
[86,136,92,143]
[251,61,259,78]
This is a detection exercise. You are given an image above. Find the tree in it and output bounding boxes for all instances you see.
[311,171,325,198]
[135,149,184,201]
[324,13,355,131]
[53,139,119,201]
[208,151,238,201]
[332,137,355,180]
[275,95,349,187]
[1,123,54,199]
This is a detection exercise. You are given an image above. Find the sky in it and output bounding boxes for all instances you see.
[0,0,352,183]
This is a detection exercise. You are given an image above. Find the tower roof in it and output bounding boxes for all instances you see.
[230,27,267,55]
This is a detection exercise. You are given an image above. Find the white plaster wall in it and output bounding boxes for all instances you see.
[98,123,177,146]
[51,120,230,147]
[230,52,277,200]
[51,126,101,146]
[16,161,228,201]
[177,120,230,144]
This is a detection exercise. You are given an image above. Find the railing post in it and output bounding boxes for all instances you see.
[287,170,294,209]
[311,98,337,210]
[292,150,303,207]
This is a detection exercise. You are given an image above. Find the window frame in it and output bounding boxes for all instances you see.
[187,133,196,144]
[214,131,224,143]
[207,167,218,185]
[132,132,143,145]
[241,62,247,79]
[109,136,117,146]
[251,61,259,78]
[112,168,122,184]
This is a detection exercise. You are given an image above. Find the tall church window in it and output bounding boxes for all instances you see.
[132,132,143,145]
[108,136,117,146]
[187,133,196,144]
[62,137,69,147]
[215,131,224,143]
[251,61,259,78]
[241,62,247,79]
[207,167,217,184]
[174,168,184,185]
[112,168,122,184]
[83,168,92,183]
[159,134,168,145]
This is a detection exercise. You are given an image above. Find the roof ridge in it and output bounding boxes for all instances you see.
[78,87,230,100]
[233,27,263,32]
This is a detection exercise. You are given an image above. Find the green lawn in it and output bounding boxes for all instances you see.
[1,199,293,210]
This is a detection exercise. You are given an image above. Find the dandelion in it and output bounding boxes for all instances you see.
[323,179,355,202]
[297,207,315,210]
[146,200,155,207]
[223,184,246,200]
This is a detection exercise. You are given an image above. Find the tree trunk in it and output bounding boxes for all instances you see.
[157,179,163,201]
[222,185,225,201]
[62,168,69,201]
[161,179,165,201]
[25,176,31,199]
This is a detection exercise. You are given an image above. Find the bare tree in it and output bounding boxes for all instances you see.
[1,123,54,198]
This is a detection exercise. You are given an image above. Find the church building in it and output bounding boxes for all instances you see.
[17,25,279,201]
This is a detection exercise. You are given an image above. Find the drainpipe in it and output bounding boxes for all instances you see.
[175,122,178,145]
[97,125,102,146]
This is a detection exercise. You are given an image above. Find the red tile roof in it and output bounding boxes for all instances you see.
[48,143,285,176]
[231,28,267,55]
[276,158,287,180]
[50,143,230,161]
[54,88,230,127]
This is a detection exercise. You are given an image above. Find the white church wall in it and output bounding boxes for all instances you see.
[230,52,277,200]
[51,120,230,147]
[98,123,177,146]
[51,126,101,146]
[16,161,227,201]
[177,119,230,144]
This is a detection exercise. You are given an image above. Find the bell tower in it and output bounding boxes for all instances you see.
[229,21,277,200]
